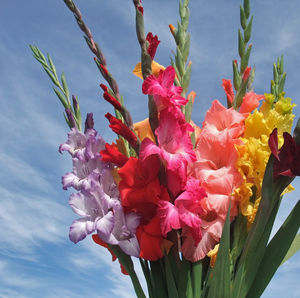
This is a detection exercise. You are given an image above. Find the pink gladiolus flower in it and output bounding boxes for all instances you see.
[201,100,245,140]
[191,133,242,194]
[157,177,206,245]
[140,107,196,195]
[142,66,188,111]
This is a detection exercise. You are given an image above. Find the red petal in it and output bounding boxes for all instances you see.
[268,128,280,161]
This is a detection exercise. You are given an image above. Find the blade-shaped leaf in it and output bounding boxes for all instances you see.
[246,201,300,298]
[207,206,231,298]
[281,233,300,265]
[164,255,179,298]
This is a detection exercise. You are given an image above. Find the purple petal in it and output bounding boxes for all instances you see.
[69,218,94,243]
[95,211,117,244]
[119,237,140,257]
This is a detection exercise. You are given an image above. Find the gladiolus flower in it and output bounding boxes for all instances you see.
[100,142,128,167]
[268,128,300,179]
[142,66,188,111]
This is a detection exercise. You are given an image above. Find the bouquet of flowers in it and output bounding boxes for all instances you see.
[30,0,300,297]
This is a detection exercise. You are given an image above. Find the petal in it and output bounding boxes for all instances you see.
[157,200,180,237]
[95,211,117,244]
[69,218,94,243]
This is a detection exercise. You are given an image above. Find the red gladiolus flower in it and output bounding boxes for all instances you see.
[92,234,128,275]
[118,155,163,222]
[146,32,160,60]
[268,128,300,179]
[100,142,128,167]
[105,113,137,147]
[136,217,164,261]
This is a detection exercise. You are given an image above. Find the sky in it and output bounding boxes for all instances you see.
[0,0,299,297]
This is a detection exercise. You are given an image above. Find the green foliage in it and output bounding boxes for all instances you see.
[30,45,82,130]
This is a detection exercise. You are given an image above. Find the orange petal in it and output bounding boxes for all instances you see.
[133,61,165,79]
[134,118,155,142]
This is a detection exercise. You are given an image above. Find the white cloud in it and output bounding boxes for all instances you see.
[0,186,71,257]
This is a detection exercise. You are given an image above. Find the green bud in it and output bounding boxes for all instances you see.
[181,62,192,92]
[182,34,190,62]
[44,67,59,88]
[53,87,69,109]
[273,63,279,84]
[238,29,245,58]
[175,47,185,76]
[271,82,276,95]
[61,73,70,102]
[240,44,252,73]
[244,0,250,19]
[177,23,185,47]
[240,6,247,30]
[244,16,253,43]
[279,55,284,75]
[233,60,241,91]
[234,79,248,108]
[278,72,287,94]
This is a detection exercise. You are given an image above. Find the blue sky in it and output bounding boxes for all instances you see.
[0,0,299,297]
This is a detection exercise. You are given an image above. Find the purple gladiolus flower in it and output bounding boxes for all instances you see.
[60,127,140,257]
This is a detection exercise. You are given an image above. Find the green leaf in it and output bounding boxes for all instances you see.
[164,255,179,298]
[231,155,293,298]
[281,233,300,264]
[246,201,300,298]
[207,206,231,298]
[178,258,193,298]
[150,260,168,298]
[192,261,202,298]
[139,259,154,298]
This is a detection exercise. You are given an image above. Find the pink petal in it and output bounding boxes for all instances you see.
[157,200,181,237]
